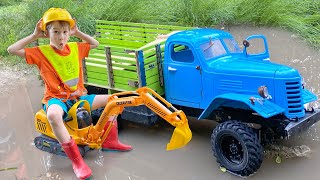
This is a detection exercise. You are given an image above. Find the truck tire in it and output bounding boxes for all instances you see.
[211,121,263,177]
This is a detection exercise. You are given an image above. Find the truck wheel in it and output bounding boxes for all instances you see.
[211,121,263,177]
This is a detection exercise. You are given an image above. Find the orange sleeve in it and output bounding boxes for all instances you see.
[77,42,91,60]
[25,47,46,67]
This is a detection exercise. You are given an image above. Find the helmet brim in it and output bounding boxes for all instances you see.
[41,19,75,31]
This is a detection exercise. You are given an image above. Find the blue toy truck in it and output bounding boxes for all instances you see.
[84,21,320,176]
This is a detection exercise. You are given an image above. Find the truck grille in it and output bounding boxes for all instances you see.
[285,81,304,118]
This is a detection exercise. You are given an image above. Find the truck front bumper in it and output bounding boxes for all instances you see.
[284,108,320,138]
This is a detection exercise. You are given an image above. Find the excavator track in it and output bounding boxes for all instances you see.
[34,135,90,157]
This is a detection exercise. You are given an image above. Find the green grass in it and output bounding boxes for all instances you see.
[0,0,319,57]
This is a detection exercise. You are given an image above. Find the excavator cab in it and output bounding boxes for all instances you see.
[34,87,192,156]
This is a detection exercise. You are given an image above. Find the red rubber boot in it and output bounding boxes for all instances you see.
[61,138,92,179]
[101,121,133,151]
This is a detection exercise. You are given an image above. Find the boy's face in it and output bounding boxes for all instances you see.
[47,21,70,50]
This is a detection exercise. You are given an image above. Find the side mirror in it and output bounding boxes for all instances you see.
[243,40,250,47]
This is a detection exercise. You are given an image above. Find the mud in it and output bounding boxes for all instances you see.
[1,26,320,180]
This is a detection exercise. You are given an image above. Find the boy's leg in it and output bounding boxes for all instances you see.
[82,94,133,151]
[90,94,108,110]
[45,99,91,179]
[46,104,70,143]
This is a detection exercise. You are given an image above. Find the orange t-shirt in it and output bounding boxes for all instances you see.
[25,42,90,104]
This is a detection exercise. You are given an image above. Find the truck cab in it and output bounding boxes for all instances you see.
[162,28,320,176]
[163,28,316,121]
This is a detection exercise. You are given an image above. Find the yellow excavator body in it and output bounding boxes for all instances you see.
[34,87,192,151]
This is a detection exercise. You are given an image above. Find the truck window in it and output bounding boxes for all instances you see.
[200,39,227,60]
[171,44,194,63]
[223,38,241,53]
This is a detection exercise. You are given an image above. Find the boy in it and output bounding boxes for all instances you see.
[7,8,132,179]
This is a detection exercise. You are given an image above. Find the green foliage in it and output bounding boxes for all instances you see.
[233,0,320,48]
[1,0,319,56]
[0,3,28,56]
[0,0,22,6]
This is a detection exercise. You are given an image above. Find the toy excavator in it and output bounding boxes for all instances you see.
[34,87,192,156]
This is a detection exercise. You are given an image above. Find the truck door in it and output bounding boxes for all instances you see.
[164,42,202,108]
[243,35,270,61]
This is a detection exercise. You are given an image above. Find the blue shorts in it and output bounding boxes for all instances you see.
[43,94,96,120]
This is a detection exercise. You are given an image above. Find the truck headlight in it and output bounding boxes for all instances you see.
[258,85,272,99]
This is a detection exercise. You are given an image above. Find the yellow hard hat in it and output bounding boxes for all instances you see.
[41,8,75,31]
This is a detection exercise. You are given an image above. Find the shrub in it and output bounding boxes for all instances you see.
[0,4,28,56]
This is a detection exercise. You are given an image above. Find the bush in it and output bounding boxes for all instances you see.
[1,0,319,56]
[0,0,23,6]
[0,4,28,56]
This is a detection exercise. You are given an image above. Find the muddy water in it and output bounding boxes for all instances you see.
[1,26,320,180]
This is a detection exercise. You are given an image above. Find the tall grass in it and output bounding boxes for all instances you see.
[0,3,29,57]
[233,0,320,48]
[1,0,319,57]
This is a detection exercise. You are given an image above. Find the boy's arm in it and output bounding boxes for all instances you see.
[74,31,99,50]
[71,22,99,50]
[7,34,38,58]
[7,19,45,58]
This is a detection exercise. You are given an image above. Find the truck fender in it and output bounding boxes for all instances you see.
[199,93,285,119]
[302,89,317,104]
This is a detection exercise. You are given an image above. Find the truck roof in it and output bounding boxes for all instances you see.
[167,28,234,45]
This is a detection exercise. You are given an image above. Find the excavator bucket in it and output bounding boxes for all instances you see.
[167,122,192,151]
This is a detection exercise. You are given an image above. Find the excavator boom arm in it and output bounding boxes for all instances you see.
[94,87,192,150]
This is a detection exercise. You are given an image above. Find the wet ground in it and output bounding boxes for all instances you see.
[1,26,320,180]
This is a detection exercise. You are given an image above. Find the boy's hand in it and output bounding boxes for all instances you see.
[33,19,47,38]
[70,19,80,37]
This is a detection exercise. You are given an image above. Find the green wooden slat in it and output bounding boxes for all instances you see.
[85,63,107,74]
[147,82,164,95]
[96,29,158,39]
[87,54,105,60]
[114,75,138,82]
[94,45,136,55]
[109,46,129,52]
[145,65,159,77]
[109,51,135,58]
[145,62,158,71]
[114,76,138,86]
[99,34,155,43]
[87,57,137,69]
[112,63,137,71]
[86,58,106,65]
[97,25,173,35]
[113,82,137,91]
[144,56,157,65]
[146,74,160,85]
[87,71,108,82]
[113,69,138,78]
[96,20,191,31]
[96,25,180,35]
[95,45,136,54]
[90,49,106,54]
[111,58,136,64]
[111,55,136,62]
[86,77,108,87]
[143,51,157,59]
[97,38,144,48]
